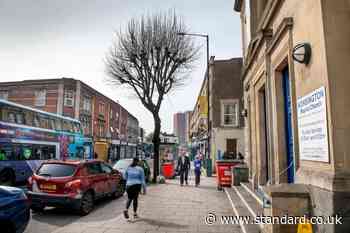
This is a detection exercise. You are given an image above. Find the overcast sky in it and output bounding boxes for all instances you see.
[0,0,242,134]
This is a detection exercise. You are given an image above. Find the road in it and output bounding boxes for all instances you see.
[25,195,127,233]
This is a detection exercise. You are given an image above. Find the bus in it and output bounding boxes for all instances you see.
[0,99,89,186]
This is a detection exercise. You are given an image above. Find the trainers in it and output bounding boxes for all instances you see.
[123,210,129,219]
[134,213,139,219]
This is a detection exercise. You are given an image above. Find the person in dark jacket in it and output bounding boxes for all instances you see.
[194,155,202,187]
[176,152,191,186]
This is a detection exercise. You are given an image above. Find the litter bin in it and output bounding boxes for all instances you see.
[216,160,242,190]
[206,158,212,177]
[162,162,174,179]
[232,164,249,186]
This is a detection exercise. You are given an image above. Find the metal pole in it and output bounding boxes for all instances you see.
[206,35,210,159]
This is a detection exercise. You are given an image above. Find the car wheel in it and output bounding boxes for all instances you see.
[79,192,94,216]
[0,169,15,186]
[0,222,15,233]
[31,205,45,213]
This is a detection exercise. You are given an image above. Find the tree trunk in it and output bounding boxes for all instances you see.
[152,114,161,183]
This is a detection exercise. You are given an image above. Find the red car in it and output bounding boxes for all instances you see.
[27,160,125,215]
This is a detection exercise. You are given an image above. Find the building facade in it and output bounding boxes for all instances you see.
[234,0,350,232]
[0,78,139,162]
[209,56,244,166]
[190,57,244,172]
[173,112,188,145]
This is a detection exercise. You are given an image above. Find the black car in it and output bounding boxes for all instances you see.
[0,186,30,233]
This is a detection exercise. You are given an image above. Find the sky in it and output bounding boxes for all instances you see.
[0,0,242,135]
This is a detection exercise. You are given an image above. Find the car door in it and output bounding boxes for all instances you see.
[101,163,118,194]
[86,162,105,198]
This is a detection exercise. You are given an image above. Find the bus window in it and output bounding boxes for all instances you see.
[56,119,62,131]
[39,115,49,129]
[16,112,25,124]
[33,114,40,127]
[8,112,15,123]
[63,120,73,132]
[49,118,56,130]
[24,110,33,127]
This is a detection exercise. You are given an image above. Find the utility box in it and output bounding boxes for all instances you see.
[232,164,249,186]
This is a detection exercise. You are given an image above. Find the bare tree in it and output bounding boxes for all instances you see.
[105,11,198,182]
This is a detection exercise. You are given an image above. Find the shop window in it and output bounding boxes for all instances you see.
[34,90,46,107]
[64,90,74,107]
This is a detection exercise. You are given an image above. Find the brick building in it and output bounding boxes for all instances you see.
[0,78,139,161]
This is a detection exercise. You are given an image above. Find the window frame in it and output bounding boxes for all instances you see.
[34,90,46,107]
[0,91,8,100]
[221,99,239,127]
[64,90,74,107]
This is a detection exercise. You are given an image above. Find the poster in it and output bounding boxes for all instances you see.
[297,86,329,162]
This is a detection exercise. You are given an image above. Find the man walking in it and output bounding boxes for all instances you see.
[194,155,202,187]
[176,151,191,186]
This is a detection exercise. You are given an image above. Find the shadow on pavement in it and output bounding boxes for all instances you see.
[133,217,187,229]
[31,195,126,227]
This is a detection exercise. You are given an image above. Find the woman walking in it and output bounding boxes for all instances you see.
[123,157,146,220]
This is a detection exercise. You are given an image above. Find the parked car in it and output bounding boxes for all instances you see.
[0,186,30,233]
[113,158,151,182]
[27,160,124,216]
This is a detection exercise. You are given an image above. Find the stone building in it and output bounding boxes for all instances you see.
[234,0,350,232]
[0,78,138,161]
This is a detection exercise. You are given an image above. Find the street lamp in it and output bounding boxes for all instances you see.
[177,32,211,176]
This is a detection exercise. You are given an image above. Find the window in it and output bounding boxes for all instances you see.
[34,90,46,107]
[221,100,239,127]
[48,118,56,130]
[37,163,77,177]
[56,119,62,131]
[64,90,74,107]
[15,112,25,124]
[39,115,49,129]
[0,91,8,100]
[99,102,105,116]
[86,163,102,175]
[101,163,112,174]
[24,111,34,127]
[110,108,113,120]
[63,120,74,132]
[82,97,91,112]
[33,114,40,127]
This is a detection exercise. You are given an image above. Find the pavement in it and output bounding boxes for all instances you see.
[26,175,242,233]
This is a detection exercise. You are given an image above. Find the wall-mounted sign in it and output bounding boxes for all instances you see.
[297,86,329,162]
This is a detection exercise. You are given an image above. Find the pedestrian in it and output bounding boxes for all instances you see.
[94,152,98,159]
[194,155,202,187]
[123,157,146,220]
[176,151,191,186]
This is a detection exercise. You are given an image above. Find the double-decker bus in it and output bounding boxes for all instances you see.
[0,99,89,186]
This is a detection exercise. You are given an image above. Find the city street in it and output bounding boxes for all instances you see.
[25,176,241,233]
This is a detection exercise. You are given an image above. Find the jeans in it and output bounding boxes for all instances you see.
[180,169,189,185]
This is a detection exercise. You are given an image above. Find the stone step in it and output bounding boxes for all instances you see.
[241,182,264,207]
[224,188,261,233]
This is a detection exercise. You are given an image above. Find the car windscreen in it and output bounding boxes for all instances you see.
[113,160,132,170]
[37,163,77,177]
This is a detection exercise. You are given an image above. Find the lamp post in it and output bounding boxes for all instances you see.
[177,32,211,176]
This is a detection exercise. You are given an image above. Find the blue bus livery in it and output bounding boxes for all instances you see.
[0,99,88,185]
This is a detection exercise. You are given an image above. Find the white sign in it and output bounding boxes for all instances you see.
[297,86,329,162]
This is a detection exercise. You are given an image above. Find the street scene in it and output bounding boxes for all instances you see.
[0,1,350,233]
